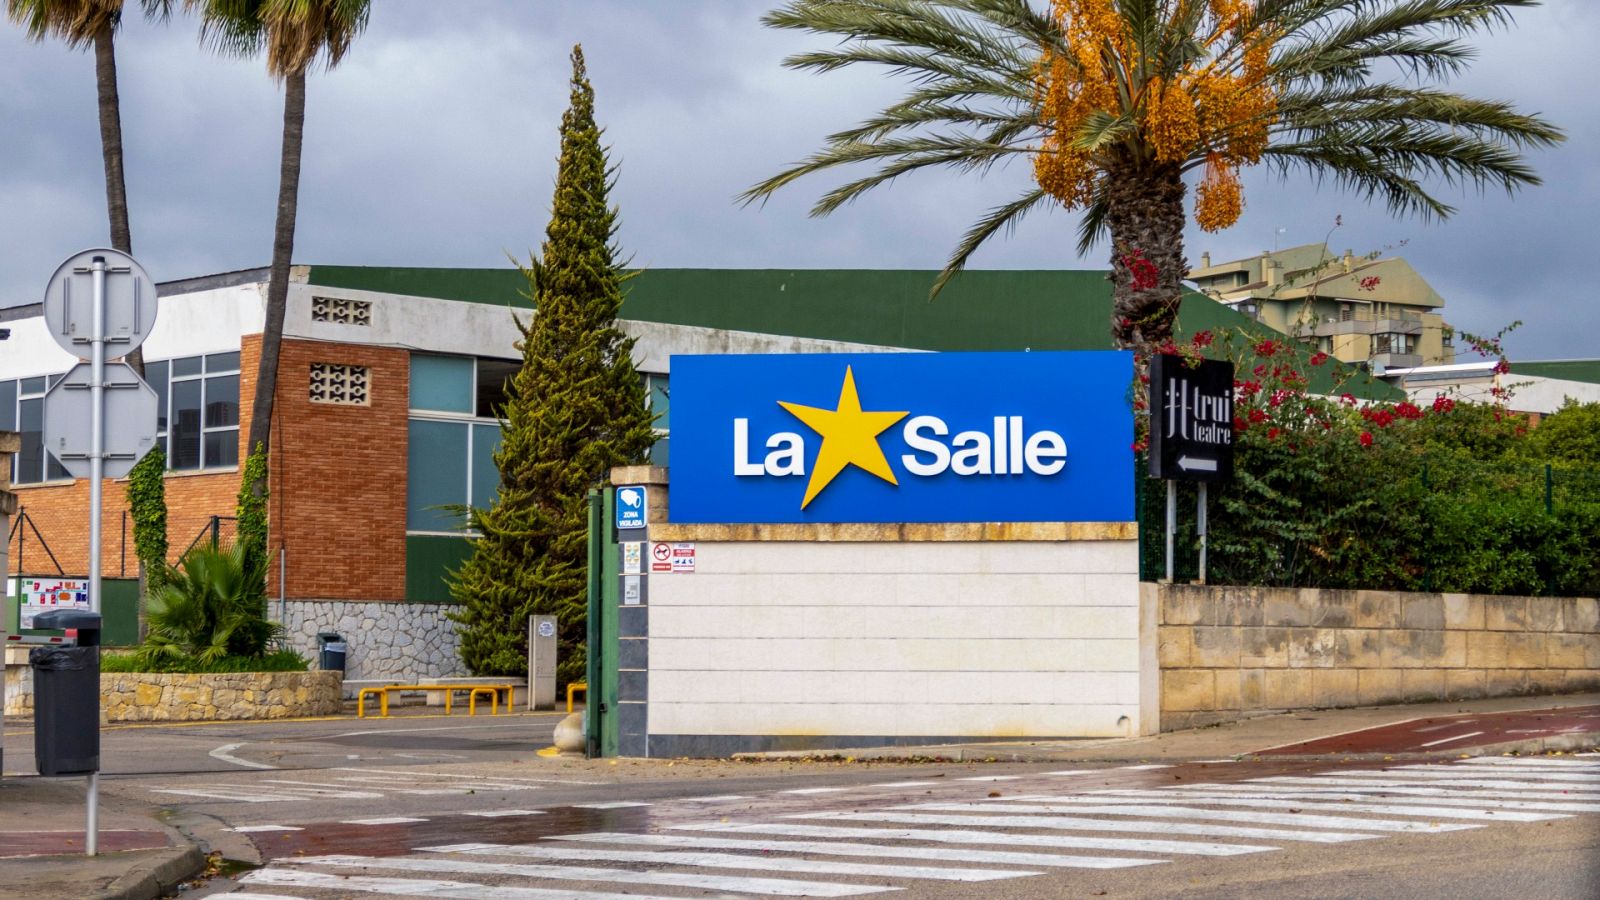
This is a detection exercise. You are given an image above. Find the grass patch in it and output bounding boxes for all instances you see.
[100,649,309,674]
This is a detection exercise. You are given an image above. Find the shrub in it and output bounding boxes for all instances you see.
[101,649,308,674]
[136,544,281,668]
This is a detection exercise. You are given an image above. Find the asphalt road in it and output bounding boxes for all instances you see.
[7,712,1598,898]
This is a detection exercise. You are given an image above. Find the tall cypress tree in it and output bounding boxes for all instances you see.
[451,46,655,684]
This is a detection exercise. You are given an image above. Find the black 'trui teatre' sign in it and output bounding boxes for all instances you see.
[1148,354,1234,483]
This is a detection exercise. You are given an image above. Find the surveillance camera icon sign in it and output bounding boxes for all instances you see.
[616,486,647,530]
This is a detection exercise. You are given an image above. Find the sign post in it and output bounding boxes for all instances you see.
[1147,354,1234,584]
[39,248,158,857]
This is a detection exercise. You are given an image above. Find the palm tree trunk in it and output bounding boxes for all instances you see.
[93,24,144,378]
[1104,159,1188,354]
[246,68,307,498]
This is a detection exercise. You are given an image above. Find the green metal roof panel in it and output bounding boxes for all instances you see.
[1512,360,1600,385]
[306,265,1398,399]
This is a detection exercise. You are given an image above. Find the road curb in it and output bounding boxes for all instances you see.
[89,844,204,900]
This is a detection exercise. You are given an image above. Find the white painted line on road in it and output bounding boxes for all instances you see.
[1241,777,1600,801]
[150,788,282,803]
[1418,731,1486,748]
[1042,770,1098,776]
[1459,757,1600,770]
[569,802,650,810]
[1415,721,1477,733]
[243,868,686,899]
[332,767,601,785]
[868,781,940,788]
[340,817,428,826]
[685,821,1276,856]
[1250,775,1600,794]
[1120,765,1174,770]
[230,825,304,833]
[1147,785,1600,814]
[290,853,895,897]
[549,830,1164,869]
[958,775,1022,782]
[788,811,1378,843]
[462,809,547,817]
[423,841,1043,882]
[1081,791,1562,822]
[262,780,386,799]
[1389,765,1600,783]
[902,801,1480,834]
[209,742,277,771]
[781,787,852,794]
[680,794,751,802]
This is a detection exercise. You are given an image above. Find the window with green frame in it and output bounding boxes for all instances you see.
[406,354,515,532]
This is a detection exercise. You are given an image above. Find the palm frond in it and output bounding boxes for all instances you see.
[931,187,1050,299]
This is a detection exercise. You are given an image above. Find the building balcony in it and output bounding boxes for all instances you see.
[1370,352,1423,371]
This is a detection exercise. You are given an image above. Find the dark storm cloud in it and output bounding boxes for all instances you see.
[1,1,1590,359]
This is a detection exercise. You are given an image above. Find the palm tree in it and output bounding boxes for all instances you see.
[744,0,1562,353]
[6,0,170,375]
[185,0,370,492]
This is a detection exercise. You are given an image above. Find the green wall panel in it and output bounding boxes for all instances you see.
[405,534,472,604]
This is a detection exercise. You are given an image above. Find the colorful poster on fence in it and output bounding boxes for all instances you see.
[20,578,89,629]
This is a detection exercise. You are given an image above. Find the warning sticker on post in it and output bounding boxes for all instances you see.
[650,542,695,573]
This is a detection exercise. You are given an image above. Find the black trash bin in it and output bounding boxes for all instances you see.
[30,609,103,777]
[317,632,347,673]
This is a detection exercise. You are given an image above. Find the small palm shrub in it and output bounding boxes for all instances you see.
[135,544,281,668]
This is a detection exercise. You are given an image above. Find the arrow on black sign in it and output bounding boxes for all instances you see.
[1177,455,1218,472]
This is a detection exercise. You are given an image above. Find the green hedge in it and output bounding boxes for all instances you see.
[100,649,308,674]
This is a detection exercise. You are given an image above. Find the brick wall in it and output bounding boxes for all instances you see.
[6,335,255,577]
[270,338,408,602]
[1155,584,1600,731]
[7,334,412,605]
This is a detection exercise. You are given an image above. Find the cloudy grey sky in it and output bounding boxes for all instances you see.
[1,1,1592,359]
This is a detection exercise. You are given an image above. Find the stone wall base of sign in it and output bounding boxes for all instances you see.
[280,599,467,697]
[1153,583,1600,731]
[620,466,1155,757]
[100,670,343,722]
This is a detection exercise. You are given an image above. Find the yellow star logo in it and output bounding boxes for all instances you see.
[779,366,908,509]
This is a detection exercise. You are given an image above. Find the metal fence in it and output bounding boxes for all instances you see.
[6,506,238,579]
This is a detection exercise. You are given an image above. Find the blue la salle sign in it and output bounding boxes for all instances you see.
[669,352,1133,524]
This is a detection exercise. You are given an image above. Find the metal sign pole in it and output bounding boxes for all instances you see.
[1197,482,1208,585]
[86,256,108,856]
[1164,479,1176,583]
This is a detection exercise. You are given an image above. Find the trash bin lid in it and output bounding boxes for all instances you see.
[325,642,349,652]
[32,609,103,631]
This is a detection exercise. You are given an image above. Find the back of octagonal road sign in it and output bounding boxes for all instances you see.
[41,248,158,359]
[42,362,159,479]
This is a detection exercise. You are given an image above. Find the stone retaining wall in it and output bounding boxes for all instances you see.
[1155,584,1600,731]
[100,670,343,722]
[282,599,464,688]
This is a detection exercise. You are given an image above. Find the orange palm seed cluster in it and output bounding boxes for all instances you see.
[1033,0,1279,231]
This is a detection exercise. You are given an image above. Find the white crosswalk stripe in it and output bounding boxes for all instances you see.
[684,821,1276,856]
[1367,765,1600,783]
[549,830,1165,869]
[1249,774,1600,793]
[285,853,897,896]
[1141,783,1600,813]
[1075,790,1564,822]
[421,841,1043,881]
[788,810,1382,842]
[242,868,689,899]
[1457,757,1600,770]
[892,802,1480,833]
[223,759,1600,898]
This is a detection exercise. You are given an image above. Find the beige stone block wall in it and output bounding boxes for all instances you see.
[1154,584,1600,731]
[100,671,343,722]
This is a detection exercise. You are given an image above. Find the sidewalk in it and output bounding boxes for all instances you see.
[1,691,1595,900]
[739,691,1600,763]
